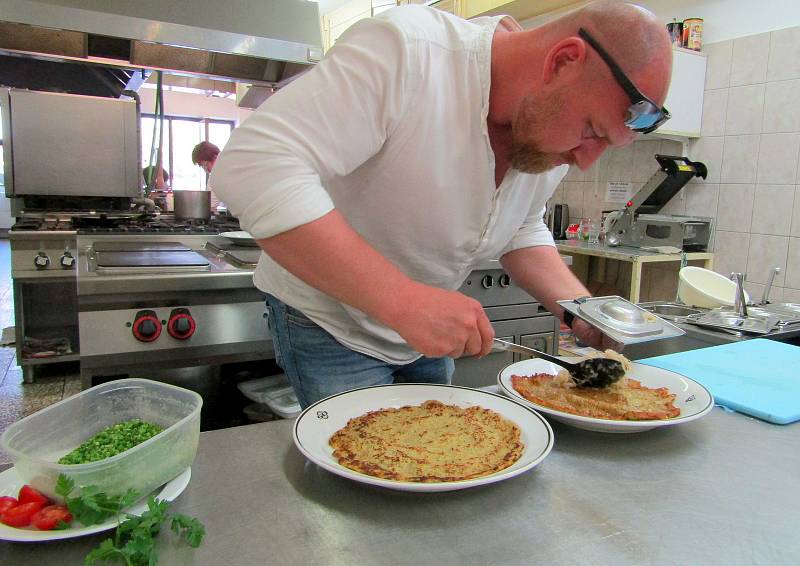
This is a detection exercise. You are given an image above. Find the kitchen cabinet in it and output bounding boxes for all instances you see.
[653,47,707,139]
[461,0,580,20]
[426,0,463,16]
[321,0,373,51]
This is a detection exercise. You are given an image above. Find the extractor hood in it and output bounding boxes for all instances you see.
[0,0,323,102]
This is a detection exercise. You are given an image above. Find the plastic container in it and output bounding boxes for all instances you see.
[237,374,301,419]
[678,266,750,308]
[0,378,201,500]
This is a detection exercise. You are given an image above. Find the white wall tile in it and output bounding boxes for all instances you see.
[762,80,800,133]
[747,234,788,284]
[605,147,633,182]
[724,84,765,135]
[713,230,751,277]
[704,40,732,90]
[685,182,719,219]
[756,133,800,184]
[784,237,800,289]
[751,184,795,236]
[630,140,662,183]
[767,27,800,82]
[583,151,609,185]
[701,89,728,137]
[716,184,754,232]
[659,140,684,155]
[660,189,686,216]
[792,186,800,237]
[730,33,770,86]
[783,287,800,302]
[721,135,760,183]
[688,136,724,184]
[563,165,585,182]
[581,183,606,222]
[562,181,584,220]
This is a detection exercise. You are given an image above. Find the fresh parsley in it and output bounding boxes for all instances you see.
[55,474,205,566]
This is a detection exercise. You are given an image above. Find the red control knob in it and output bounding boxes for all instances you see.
[167,308,196,340]
[132,310,162,342]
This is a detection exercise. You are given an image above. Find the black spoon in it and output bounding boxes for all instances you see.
[493,338,625,388]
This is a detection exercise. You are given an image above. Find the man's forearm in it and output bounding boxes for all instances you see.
[257,209,416,326]
[500,245,590,322]
[256,209,495,358]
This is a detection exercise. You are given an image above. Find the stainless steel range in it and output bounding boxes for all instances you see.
[8,213,260,382]
[74,222,270,388]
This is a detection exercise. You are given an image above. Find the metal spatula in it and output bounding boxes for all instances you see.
[493,338,624,388]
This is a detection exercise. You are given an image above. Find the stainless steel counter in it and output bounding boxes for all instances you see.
[6,409,798,565]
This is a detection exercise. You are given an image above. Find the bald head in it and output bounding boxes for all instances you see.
[546,1,672,102]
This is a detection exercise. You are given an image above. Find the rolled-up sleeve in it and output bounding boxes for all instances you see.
[210,18,412,239]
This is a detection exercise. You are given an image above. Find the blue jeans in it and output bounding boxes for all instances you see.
[265,294,454,409]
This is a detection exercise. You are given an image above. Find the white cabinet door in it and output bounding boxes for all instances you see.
[654,48,707,139]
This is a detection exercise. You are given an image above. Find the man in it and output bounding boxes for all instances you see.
[191,141,223,210]
[191,141,220,174]
[212,1,672,408]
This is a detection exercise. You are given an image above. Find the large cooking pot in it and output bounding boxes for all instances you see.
[173,190,211,221]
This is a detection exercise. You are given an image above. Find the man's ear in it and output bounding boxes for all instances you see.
[542,37,587,85]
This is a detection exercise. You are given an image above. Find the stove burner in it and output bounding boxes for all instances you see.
[12,213,242,235]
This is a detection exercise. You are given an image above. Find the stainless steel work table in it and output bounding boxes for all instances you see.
[3,408,798,565]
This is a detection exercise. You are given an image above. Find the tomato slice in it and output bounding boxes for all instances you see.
[18,485,49,506]
[31,505,73,530]
[0,496,18,515]
[0,501,45,527]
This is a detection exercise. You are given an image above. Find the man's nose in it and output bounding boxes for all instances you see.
[574,139,609,170]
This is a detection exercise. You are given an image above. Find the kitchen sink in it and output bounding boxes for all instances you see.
[637,301,705,321]
[687,308,781,335]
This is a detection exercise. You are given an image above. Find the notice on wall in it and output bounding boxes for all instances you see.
[605,181,634,203]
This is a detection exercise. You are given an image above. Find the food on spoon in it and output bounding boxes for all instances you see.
[58,420,164,465]
[512,350,680,420]
[329,400,523,482]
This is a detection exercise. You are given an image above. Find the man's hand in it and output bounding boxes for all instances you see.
[391,283,495,359]
[571,318,621,351]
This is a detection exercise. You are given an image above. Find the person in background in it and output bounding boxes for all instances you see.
[142,165,169,192]
[191,141,223,211]
[211,1,673,408]
[191,141,220,174]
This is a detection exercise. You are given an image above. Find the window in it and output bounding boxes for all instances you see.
[141,115,234,191]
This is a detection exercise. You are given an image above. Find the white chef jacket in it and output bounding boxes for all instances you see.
[211,6,568,364]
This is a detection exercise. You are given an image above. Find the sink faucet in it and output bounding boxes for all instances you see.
[762,267,781,305]
[730,272,748,318]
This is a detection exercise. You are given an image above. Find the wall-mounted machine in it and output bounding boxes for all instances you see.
[604,155,712,252]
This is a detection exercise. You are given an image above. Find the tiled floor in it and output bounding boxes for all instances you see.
[0,238,81,466]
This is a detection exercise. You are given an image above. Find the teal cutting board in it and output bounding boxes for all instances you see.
[639,339,800,425]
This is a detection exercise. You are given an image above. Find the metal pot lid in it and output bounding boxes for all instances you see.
[599,299,647,325]
[558,296,685,344]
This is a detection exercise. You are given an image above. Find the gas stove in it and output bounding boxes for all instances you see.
[11,212,242,235]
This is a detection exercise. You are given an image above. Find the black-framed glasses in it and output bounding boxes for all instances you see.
[578,28,670,134]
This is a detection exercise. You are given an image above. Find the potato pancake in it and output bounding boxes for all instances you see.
[329,400,524,482]
[511,372,680,421]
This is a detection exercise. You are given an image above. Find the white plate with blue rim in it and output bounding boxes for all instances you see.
[293,383,554,492]
[498,359,714,433]
[0,467,191,542]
